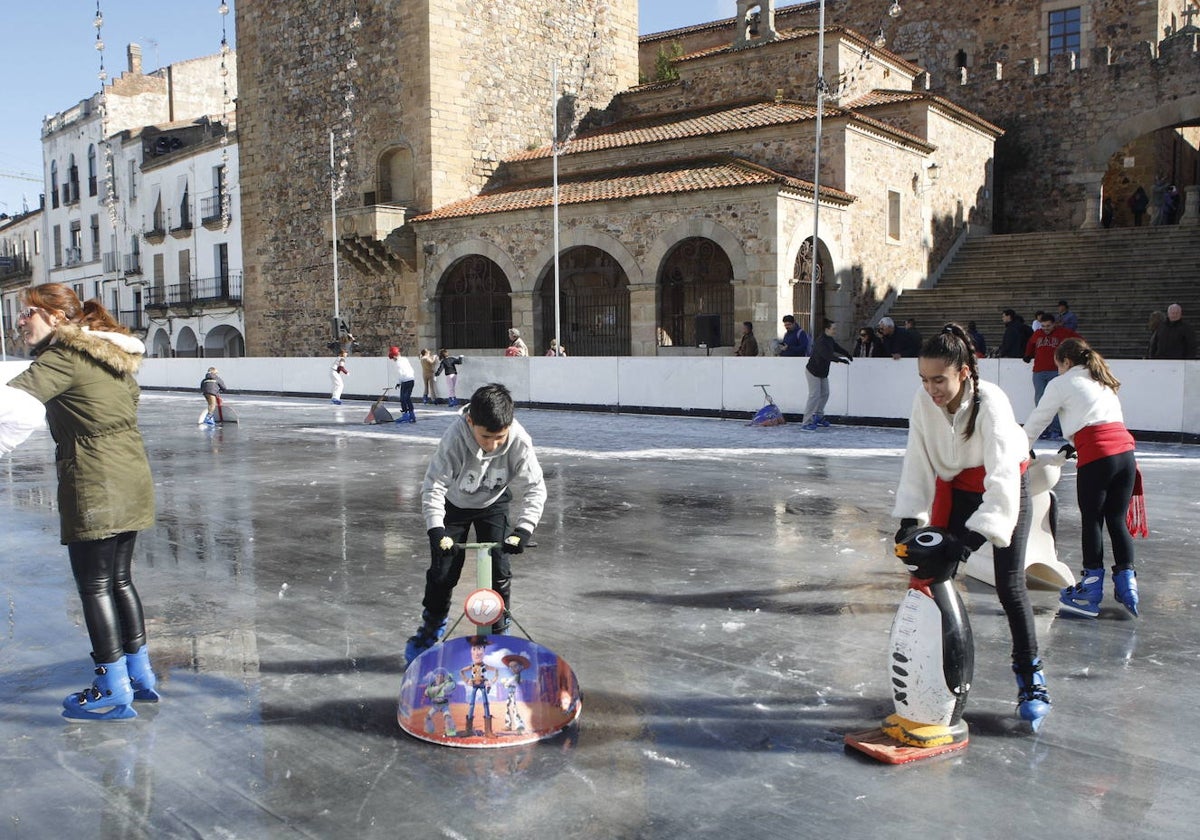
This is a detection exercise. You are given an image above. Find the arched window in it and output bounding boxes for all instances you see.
[377,146,415,206]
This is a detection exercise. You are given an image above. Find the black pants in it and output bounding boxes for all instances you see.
[1077,450,1137,573]
[398,379,415,414]
[422,497,512,623]
[68,532,147,663]
[947,471,1037,665]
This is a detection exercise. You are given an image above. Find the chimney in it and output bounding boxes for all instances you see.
[128,43,143,75]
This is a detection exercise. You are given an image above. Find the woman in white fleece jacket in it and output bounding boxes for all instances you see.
[1023,338,1141,618]
[893,324,1050,729]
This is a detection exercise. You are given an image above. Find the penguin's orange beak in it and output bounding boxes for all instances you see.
[895,543,909,558]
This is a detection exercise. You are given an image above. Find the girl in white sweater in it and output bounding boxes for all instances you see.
[1023,338,1142,617]
[893,324,1050,729]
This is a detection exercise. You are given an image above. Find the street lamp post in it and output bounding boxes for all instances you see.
[330,130,341,340]
[809,1,902,337]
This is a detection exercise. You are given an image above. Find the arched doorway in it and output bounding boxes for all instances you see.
[204,325,245,357]
[791,236,831,333]
[537,246,630,356]
[656,237,734,348]
[437,255,512,350]
[176,326,199,358]
[150,328,171,358]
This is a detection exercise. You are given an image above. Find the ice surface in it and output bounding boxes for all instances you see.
[1,393,1197,837]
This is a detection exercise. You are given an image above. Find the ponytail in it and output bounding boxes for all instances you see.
[1055,338,1119,391]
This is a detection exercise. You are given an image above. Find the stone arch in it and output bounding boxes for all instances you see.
[1081,92,1200,227]
[175,326,199,358]
[645,219,749,286]
[535,245,632,357]
[435,254,513,350]
[1084,93,1200,169]
[149,328,171,358]
[656,238,736,348]
[204,324,245,357]
[376,144,415,206]
[646,220,747,349]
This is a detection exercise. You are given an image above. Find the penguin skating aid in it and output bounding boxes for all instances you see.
[845,527,973,764]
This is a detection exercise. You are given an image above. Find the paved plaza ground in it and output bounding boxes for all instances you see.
[1,392,1197,838]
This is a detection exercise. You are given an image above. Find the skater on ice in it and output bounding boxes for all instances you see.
[892,324,1051,731]
[1022,338,1146,617]
[434,349,464,407]
[1,283,160,721]
[404,383,546,665]
[389,346,417,423]
[330,352,349,404]
[199,366,227,426]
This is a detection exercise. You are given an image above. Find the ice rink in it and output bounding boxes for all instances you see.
[2,392,1198,838]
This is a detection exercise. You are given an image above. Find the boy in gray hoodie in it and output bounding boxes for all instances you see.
[405,383,546,664]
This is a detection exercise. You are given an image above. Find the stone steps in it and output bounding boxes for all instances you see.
[885,227,1200,358]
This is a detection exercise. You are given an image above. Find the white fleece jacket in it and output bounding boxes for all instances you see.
[1022,365,1124,447]
[421,412,546,534]
[892,379,1028,548]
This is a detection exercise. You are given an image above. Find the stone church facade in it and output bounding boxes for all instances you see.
[237,0,1006,356]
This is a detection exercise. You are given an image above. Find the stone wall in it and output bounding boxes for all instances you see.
[237,0,639,357]
[639,1,1199,233]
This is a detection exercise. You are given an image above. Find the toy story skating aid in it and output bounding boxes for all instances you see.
[397,542,581,748]
[749,384,785,427]
[845,527,973,764]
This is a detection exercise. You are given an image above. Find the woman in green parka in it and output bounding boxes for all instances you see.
[1,283,159,720]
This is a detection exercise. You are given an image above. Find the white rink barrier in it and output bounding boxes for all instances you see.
[2,356,1197,437]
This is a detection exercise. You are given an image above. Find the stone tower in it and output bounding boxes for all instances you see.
[236,0,639,356]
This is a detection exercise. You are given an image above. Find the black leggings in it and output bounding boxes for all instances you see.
[1076,450,1137,573]
[423,497,512,623]
[947,471,1037,665]
[68,532,148,663]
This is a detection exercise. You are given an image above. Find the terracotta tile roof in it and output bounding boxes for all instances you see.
[410,157,855,223]
[673,26,923,76]
[510,100,831,161]
[844,89,1004,137]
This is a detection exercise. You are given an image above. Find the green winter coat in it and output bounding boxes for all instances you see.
[8,323,156,544]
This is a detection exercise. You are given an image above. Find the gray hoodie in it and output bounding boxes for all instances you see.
[421,412,546,534]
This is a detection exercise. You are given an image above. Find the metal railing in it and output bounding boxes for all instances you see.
[145,271,242,307]
[200,190,230,223]
[0,254,31,280]
[64,247,82,266]
[118,309,145,331]
[123,253,142,275]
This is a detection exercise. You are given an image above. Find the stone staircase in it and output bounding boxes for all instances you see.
[884,227,1200,359]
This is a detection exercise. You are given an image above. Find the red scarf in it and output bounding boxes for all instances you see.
[930,462,1031,528]
[1073,422,1147,537]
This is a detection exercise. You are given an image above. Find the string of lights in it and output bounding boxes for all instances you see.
[219,2,233,230]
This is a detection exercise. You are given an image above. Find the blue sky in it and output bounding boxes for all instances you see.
[0,1,732,218]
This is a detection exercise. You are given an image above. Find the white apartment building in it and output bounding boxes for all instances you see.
[39,44,243,358]
[0,208,46,358]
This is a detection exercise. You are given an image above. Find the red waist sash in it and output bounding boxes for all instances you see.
[1072,421,1135,467]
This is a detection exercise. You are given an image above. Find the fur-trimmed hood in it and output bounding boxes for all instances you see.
[37,323,145,376]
